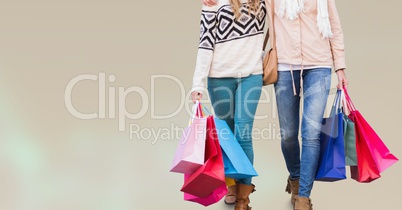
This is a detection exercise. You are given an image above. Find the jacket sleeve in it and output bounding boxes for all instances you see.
[328,0,346,71]
[191,5,218,93]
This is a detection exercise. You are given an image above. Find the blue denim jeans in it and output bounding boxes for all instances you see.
[208,74,263,185]
[274,68,331,198]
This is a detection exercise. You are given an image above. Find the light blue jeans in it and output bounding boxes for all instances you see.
[208,74,263,185]
[274,68,331,198]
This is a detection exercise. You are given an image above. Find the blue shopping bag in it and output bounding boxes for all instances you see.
[315,90,347,182]
[213,117,258,180]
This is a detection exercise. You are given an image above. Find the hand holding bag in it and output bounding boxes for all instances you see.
[262,0,278,85]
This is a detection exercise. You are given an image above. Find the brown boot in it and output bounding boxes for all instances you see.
[294,197,313,210]
[224,184,236,205]
[285,177,299,205]
[234,183,255,210]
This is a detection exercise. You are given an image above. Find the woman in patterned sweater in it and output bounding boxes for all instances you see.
[190,1,267,210]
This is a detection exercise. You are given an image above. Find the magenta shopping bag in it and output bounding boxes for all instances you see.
[181,116,226,198]
[352,112,398,173]
[184,180,227,206]
[170,101,207,174]
[344,88,398,182]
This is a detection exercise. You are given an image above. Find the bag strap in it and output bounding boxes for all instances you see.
[263,0,276,50]
[340,89,350,116]
[329,90,342,117]
[343,87,357,112]
[189,100,203,125]
[201,104,211,116]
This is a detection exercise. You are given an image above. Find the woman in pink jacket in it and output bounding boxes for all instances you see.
[201,0,349,210]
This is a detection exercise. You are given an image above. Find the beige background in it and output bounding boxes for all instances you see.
[0,0,401,209]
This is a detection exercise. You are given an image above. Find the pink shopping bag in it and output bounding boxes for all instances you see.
[180,116,226,198]
[184,182,227,206]
[170,101,207,174]
[344,88,398,180]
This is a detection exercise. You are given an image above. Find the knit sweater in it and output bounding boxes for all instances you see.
[191,0,267,92]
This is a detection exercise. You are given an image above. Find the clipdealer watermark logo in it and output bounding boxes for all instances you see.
[64,73,192,131]
[64,72,338,143]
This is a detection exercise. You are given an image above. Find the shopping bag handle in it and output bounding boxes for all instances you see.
[201,104,211,116]
[340,89,350,116]
[342,86,357,112]
[189,100,213,125]
[329,90,342,117]
[189,100,203,124]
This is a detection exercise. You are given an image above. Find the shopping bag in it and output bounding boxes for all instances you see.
[349,108,381,183]
[184,181,228,206]
[181,115,226,198]
[343,115,357,166]
[344,88,398,182]
[341,93,357,166]
[315,90,347,181]
[170,101,207,174]
[214,117,258,180]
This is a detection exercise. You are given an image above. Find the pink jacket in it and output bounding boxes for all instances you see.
[266,0,346,71]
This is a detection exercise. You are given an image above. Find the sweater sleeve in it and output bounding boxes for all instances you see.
[328,0,346,71]
[191,5,218,93]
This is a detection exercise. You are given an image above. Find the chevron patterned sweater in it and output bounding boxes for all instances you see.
[191,0,266,92]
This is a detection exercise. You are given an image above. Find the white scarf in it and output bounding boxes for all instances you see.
[278,0,333,38]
